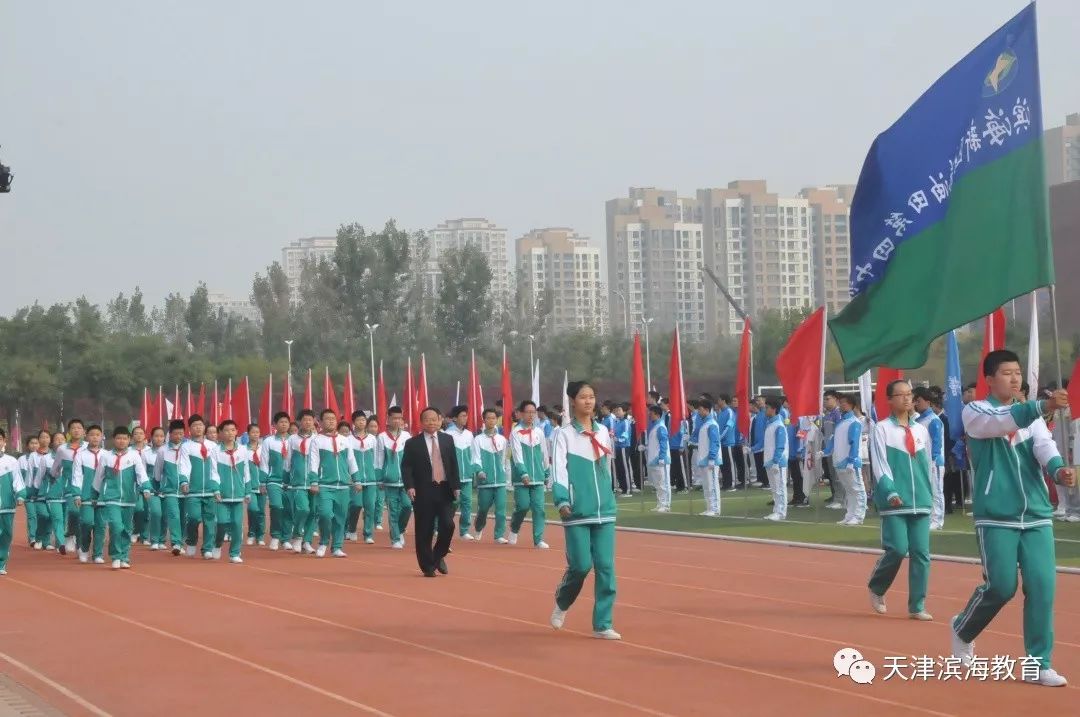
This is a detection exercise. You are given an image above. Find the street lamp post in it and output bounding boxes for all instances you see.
[365,323,379,411]
[527,334,535,378]
[612,290,628,336]
[641,316,654,389]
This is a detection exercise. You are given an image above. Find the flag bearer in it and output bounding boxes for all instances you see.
[951,350,1075,688]
[0,429,27,575]
[91,426,152,570]
[262,412,293,551]
[70,425,105,563]
[214,420,253,563]
[155,420,191,555]
[472,409,510,543]
[375,406,411,549]
[550,381,620,640]
[645,404,671,512]
[693,400,722,517]
[761,397,789,521]
[867,379,934,622]
[182,415,221,559]
[287,410,319,554]
[444,406,480,540]
[509,401,550,548]
[348,412,380,544]
[833,394,867,526]
[310,410,359,558]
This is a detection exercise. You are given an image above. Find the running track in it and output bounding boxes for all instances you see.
[1,518,1077,716]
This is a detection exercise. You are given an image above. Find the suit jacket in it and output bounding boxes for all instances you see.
[401,430,461,499]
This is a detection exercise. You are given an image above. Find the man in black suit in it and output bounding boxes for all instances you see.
[401,406,461,577]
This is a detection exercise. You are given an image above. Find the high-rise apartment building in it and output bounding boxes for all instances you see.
[1045,113,1080,186]
[281,236,337,301]
[516,228,606,334]
[428,218,511,307]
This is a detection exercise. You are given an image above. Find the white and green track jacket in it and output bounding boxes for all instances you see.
[511,423,550,487]
[472,431,509,488]
[91,448,151,507]
[963,397,1064,530]
[870,415,933,516]
[551,420,616,527]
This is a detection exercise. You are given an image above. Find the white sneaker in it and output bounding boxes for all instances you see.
[869,590,887,615]
[1053,507,1067,518]
[495,537,509,545]
[78,550,89,563]
[111,559,122,569]
[474,531,483,542]
[302,542,315,555]
[269,538,280,551]
[391,541,404,550]
[930,524,943,531]
[376,523,383,531]
[246,537,255,546]
[258,539,266,546]
[151,543,161,551]
[230,556,244,564]
[66,537,77,552]
[315,545,328,558]
[129,535,137,545]
[142,539,151,546]
[593,629,622,640]
[282,540,295,552]
[508,532,519,545]
[462,533,476,541]
[657,507,670,513]
[950,619,975,666]
[313,531,319,538]
[1067,515,1080,523]
[45,544,55,551]
[171,546,182,556]
[700,511,719,517]
[185,545,197,558]
[1025,668,1067,687]
[33,542,42,551]
[364,538,375,545]
[120,562,131,569]
[94,557,105,564]
[909,611,933,621]
[212,548,222,560]
[0,569,6,576]
[550,604,567,630]
[763,513,781,521]
[203,551,213,560]
[535,541,550,549]
[845,518,864,526]
[826,502,843,510]
[332,549,347,558]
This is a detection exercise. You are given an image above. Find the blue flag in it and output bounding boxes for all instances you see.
[944,331,964,441]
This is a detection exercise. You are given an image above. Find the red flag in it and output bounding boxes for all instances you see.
[172,386,182,420]
[259,374,273,434]
[467,349,482,433]
[630,333,648,436]
[417,354,430,413]
[196,383,206,419]
[975,308,1007,399]
[282,372,294,418]
[186,383,194,421]
[1067,357,1080,409]
[212,381,220,425]
[500,346,514,436]
[140,388,150,431]
[376,361,387,429]
[668,326,687,435]
[341,364,356,421]
[404,358,417,433]
[775,307,827,420]
[875,368,906,422]
[302,369,313,412]
[323,367,341,418]
[735,318,752,438]
[232,376,251,429]
[223,380,234,421]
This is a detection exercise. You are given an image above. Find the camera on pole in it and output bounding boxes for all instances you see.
[0,146,13,193]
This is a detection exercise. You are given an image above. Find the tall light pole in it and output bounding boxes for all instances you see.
[527,334,535,378]
[284,339,294,412]
[365,323,379,411]
[612,290,628,336]
[640,316,654,389]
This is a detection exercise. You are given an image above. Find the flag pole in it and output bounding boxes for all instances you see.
[1048,285,1071,459]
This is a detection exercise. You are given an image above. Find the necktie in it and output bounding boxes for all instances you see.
[331,436,339,455]
[430,434,444,484]
[200,443,208,460]
[227,449,236,470]
[903,425,916,456]
[91,450,99,470]
[113,453,122,473]
[253,450,261,467]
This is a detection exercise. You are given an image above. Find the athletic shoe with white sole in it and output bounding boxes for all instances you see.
[462,533,476,541]
[203,551,213,560]
[332,549,347,558]
[1024,668,1067,687]
[364,538,375,545]
[186,545,197,558]
[550,605,567,630]
[246,537,255,546]
[66,537,77,553]
[495,537,509,545]
[391,541,404,550]
[535,541,550,549]
[376,524,384,531]
[593,629,622,640]
[230,556,244,564]
[172,546,182,556]
[508,533,518,545]
[474,531,483,542]
[212,548,222,560]
[111,559,122,569]
[869,590,887,615]
[1067,515,1080,523]
[950,619,975,666]
[302,542,315,555]
[94,557,105,565]
[269,538,280,551]
[909,611,933,621]
[120,562,131,569]
[700,511,719,517]
[315,545,328,558]
[78,551,89,563]
[0,569,6,576]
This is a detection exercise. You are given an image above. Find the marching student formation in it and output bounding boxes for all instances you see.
[0,351,1076,672]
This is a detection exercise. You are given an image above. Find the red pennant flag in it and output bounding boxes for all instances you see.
[341,364,356,422]
[186,383,194,421]
[281,373,294,418]
[500,346,514,436]
[323,367,341,419]
[376,361,387,429]
[975,308,1007,399]
[404,358,417,433]
[196,383,206,419]
[302,369,313,412]
[775,307,827,420]
[735,318,752,438]
[1067,357,1080,410]
[417,354,430,413]
[668,326,687,435]
[157,386,164,429]
[140,387,151,431]
[212,381,220,425]
[172,386,183,420]
[232,377,251,429]
[223,380,234,421]
[467,349,482,433]
[630,333,648,437]
[259,374,273,434]
[875,367,906,422]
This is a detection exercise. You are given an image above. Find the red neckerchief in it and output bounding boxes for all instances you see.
[225,447,237,470]
[577,421,611,459]
[88,448,100,470]
[252,446,261,466]
[112,451,123,473]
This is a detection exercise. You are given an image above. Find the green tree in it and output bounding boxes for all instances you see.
[435,244,492,353]
[251,261,293,359]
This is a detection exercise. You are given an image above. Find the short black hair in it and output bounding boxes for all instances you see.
[648,390,661,401]
[838,393,857,408]
[697,398,714,411]
[188,414,205,428]
[67,418,84,430]
[86,424,103,434]
[366,416,380,427]
[567,381,594,400]
[273,411,291,423]
[420,406,441,419]
[320,408,336,419]
[113,426,130,438]
[648,404,663,418]
[765,396,784,413]
[717,394,731,404]
[247,423,259,433]
[886,379,911,398]
[351,410,367,421]
[482,408,498,418]
[964,382,977,391]
[387,406,403,416]
[913,386,935,403]
[449,405,468,419]
[983,349,1021,378]
[518,399,536,411]
[218,419,236,431]
[168,419,186,432]
[297,409,315,420]
[0,428,5,440]
[537,404,549,414]
[24,435,37,448]
[151,426,165,437]
[824,389,841,400]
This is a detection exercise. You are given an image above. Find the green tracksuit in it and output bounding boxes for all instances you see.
[867,416,934,614]
[71,448,105,555]
[154,442,191,548]
[510,424,550,545]
[473,431,509,540]
[215,446,253,559]
[439,427,479,537]
[247,444,268,542]
[311,433,359,552]
[17,455,35,544]
[183,439,221,554]
[92,449,151,563]
[287,433,318,546]
[38,450,68,549]
[262,434,292,542]
[954,398,1065,669]
[376,430,412,544]
[138,446,163,546]
[52,441,84,545]
[349,434,380,540]
[0,456,28,572]
[551,421,618,632]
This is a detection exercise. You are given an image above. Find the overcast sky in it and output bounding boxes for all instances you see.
[2,0,1077,314]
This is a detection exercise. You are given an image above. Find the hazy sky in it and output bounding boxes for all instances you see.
[2,1,1078,314]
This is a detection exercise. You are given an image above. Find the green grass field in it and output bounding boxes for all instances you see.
[539,485,1080,567]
